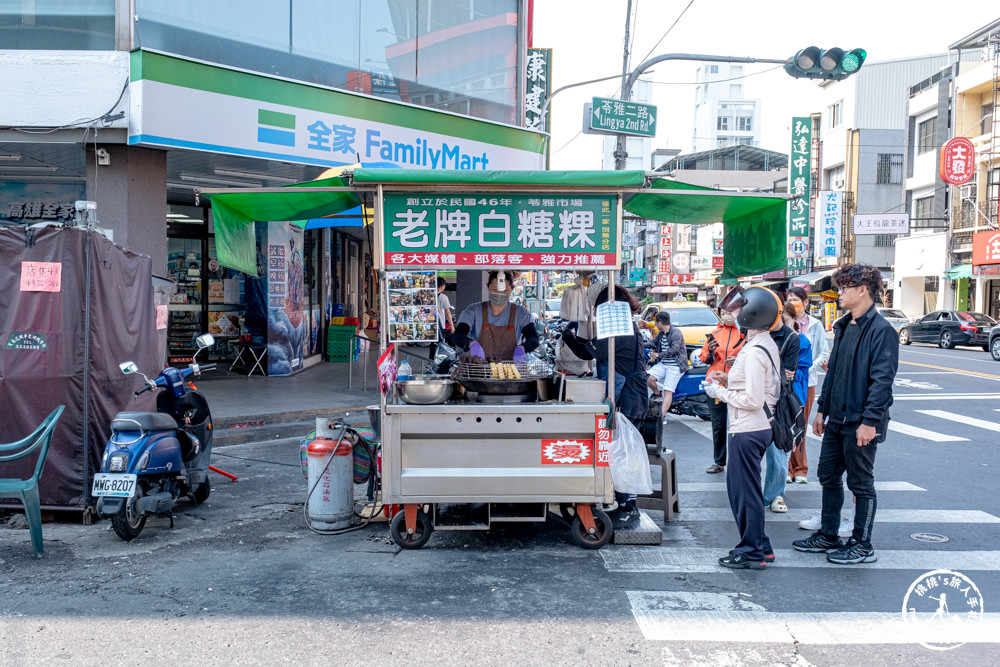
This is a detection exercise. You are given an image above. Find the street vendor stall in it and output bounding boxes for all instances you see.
[204,169,789,550]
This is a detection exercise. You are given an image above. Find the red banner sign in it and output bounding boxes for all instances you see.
[654,272,695,286]
[712,256,724,269]
[939,137,975,185]
[972,230,1000,266]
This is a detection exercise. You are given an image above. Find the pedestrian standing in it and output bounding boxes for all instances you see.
[698,309,744,474]
[793,263,899,564]
[645,312,687,423]
[703,286,782,569]
[785,286,830,484]
[436,276,454,345]
[760,308,799,514]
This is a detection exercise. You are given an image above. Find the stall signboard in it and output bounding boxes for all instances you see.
[814,190,839,265]
[787,117,812,277]
[654,272,695,286]
[386,271,439,343]
[972,230,1000,266]
[524,48,552,133]
[939,137,975,186]
[382,194,618,269]
[595,416,611,468]
[657,260,671,273]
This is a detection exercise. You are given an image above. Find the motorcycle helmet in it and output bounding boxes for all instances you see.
[718,286,783,331]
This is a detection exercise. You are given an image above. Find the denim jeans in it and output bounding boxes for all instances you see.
[762,443,790,505]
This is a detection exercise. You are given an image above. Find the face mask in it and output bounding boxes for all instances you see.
[489,291,510,307]
[720,313,736,326]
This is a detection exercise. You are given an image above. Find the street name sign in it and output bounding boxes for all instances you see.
[590,97,657,137]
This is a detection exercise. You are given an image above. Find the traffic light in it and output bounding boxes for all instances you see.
[784,47,866,80]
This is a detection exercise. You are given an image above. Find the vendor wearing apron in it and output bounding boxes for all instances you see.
[453,271,539,361]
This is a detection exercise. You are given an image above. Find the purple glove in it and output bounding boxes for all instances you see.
[513,346,526,364]
[469,341,485,361]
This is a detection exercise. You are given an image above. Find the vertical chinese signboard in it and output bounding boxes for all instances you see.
[381,193,618,268]
[524,48,552,134]
[787,117,812,276]
[815,191,841,267]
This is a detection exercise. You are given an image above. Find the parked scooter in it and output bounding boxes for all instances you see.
[93,334,217,540]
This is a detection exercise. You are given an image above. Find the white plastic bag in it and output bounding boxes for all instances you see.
[608,415,653,495]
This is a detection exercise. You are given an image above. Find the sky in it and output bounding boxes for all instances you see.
[532,1,998,170]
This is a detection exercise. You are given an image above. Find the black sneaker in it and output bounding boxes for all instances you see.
[718,552,767,570]
[826,539,877,564]
[792,532,843,553]
[730,548,774,563]
[612,509,640,531]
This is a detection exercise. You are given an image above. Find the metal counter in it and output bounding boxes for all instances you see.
[382,401,613,504]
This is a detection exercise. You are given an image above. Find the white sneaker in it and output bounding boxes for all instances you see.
[798,510,821,530]
[793,476,808,484]
[786,475,792,484]
[838,516,853,538]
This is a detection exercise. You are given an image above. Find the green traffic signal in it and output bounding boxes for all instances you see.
[785,47,866,80]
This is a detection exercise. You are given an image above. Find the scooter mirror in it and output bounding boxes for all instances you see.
[195,334,216,348]
[119,361,138,375]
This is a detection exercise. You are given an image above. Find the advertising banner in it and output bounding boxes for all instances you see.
[654,272,695,286]
[815,190,841,266]
[972,230,1000,266]
[787,117,812,276]
[381,193,618,269]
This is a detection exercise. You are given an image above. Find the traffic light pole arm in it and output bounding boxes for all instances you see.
[615,53,791,170]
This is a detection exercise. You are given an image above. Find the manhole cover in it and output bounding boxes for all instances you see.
[910,532,949,543]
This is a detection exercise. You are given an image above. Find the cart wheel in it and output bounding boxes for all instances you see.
[569,509,612,550]
[558,503,577,525]
[390,508,433,549]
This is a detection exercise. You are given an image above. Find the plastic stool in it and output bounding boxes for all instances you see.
[636,449,679,521]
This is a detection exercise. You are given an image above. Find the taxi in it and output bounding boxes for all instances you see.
[637,300,720,358]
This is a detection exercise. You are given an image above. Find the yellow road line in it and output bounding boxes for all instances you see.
[899,360,1000,381]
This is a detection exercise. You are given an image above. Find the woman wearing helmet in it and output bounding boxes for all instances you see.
[702,286,783,569]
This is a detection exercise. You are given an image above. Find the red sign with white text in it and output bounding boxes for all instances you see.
[541,439,594,465]
[595,416,611,467]
[654,273,696,286]
[972,230,1000,266]
[939,137,975,185]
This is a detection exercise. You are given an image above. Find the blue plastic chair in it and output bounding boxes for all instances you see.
[0,406,65,557]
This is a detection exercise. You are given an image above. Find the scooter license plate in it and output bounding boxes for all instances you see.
[92,473,137,498]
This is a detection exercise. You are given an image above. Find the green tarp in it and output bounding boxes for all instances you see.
[945,263,972,279]
[207,169,787,278]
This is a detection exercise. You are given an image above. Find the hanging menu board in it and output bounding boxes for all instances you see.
[387,270,438,343]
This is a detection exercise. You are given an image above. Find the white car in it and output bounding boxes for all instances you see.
[877,307,910,331]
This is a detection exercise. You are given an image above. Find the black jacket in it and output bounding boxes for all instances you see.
[816,304,899,437]
[562,325,648,425]
[769,324,800,374]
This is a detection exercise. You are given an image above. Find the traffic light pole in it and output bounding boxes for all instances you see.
[614,53,790,170]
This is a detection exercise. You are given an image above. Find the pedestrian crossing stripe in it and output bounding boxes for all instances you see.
[899,360,1000,381]
[887,420,968,442]
[672,509,1000,524]
[917,409,1000,433]
[678,481,926,492]
[603,547,1000,573]
[626,591,1000,644]
[892,393,1000,399]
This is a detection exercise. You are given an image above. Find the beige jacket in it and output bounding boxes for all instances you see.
[715,330,780,433]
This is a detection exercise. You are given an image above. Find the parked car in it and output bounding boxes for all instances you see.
[989,323,1000,361]
[877,307,910,331]
[898,310,997,350]
[543,298,561,320]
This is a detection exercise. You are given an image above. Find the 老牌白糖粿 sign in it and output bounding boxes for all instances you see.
[590,97,656,137]
[382,194,618,269]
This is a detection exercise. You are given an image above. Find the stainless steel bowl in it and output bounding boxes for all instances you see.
[395,378,456,405]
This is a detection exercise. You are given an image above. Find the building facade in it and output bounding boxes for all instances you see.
[1,0,544,371]
[691,64,762,152]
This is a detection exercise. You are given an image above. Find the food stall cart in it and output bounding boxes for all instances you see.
[204,169,790,550]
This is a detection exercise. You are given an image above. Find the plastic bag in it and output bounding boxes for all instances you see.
[608,415,653,495]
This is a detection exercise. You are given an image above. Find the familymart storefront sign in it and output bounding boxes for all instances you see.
[128,50,545,171]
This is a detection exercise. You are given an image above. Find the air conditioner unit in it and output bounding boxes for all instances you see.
[960,185,975,200]
[834,179,844,189]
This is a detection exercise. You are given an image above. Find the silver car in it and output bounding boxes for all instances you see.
[877,307,910,331]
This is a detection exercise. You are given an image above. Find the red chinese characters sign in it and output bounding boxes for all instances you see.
[939,137,975,186]
[595,416,611,467]
[654,273,695,286]
[972,230,1000,266]
[20,261,62,292]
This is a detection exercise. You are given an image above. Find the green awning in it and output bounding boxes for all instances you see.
[206,169,787,278]
[945,264,972,279]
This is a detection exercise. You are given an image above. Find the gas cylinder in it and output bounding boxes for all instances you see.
[307,435,355,529]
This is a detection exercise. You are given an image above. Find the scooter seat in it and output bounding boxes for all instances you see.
[112,412,177,432]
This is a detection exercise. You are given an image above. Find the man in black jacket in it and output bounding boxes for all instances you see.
[793,263,899,564]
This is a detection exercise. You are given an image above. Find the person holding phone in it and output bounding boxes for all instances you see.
[697,309,744,474]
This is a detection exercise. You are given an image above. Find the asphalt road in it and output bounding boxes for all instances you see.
[2,342,1000,665]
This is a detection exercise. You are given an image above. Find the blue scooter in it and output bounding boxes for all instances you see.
[93,334,216,540]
